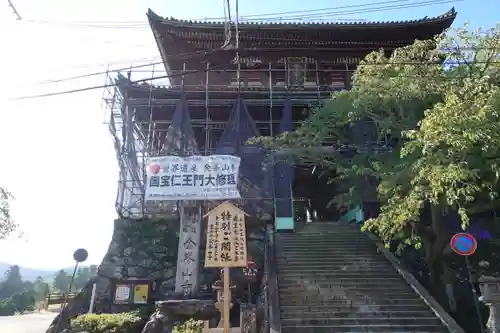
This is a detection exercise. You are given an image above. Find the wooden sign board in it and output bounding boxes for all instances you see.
[204,201,248,268]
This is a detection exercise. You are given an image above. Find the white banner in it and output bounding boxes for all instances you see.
[144,155,241,201]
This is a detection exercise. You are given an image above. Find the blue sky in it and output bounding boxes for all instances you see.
[0,0,496,270]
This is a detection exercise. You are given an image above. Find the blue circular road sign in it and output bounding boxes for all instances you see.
[451,233,477,256]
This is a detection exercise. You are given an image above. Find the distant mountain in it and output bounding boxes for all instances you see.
[0,262,57,281]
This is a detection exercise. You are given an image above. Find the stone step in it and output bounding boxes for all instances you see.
[280,284,412,293]
[276,256,385,262]
[277,235,368,240]
[281,325,448,333]
[277,236,369,242]
[279,297,429,306]
[280,310,435,319]
[276,227,447,333]
[278,264,397,277]
[279,287,413,295]
[279,303,431,312]
[278,277,406,285]
[277,251,382,256]
[278,282,412,290]
[283,235,368,239]
[279,294,422,304]
[277,239,373,244]
[283,230,364,233]
[276,263,394,270]
[281,317,443,326]
[279,231,365,237]
[279,293,422,306]
[278,272,402,279]
[277,248,379,253]
[276,255,387,264]
[278,238,368,243]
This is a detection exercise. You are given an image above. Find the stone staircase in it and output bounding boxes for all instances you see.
[275,222,458,333]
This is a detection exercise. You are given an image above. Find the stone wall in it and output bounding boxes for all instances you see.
[46,217,180,333]
[46,218,267,333]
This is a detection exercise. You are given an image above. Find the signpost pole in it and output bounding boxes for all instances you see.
[450,233,484,333]
[204,201,249,333]
[465,256,485,333]
[223,267,230,333]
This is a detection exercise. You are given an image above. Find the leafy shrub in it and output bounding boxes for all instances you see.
[0,298,15,316]
[71,311,142,333]
[11,290,36,313]
[173,319,204,333]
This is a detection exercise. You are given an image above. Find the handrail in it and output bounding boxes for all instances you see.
[266,225,282,333]
[257,225,282,333]
[257,231,270,333]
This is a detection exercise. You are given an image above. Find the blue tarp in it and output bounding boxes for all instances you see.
[215,98,271,216]
[162,93,199,155]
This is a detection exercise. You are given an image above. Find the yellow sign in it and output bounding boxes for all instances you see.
[204,201,248,268]
[133,284,149,304]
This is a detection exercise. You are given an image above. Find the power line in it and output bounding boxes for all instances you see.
[8,0,459,84]
[31,45,496,86]
[11,62,234,100]
[30,50,220,85]
[245,0,459,22]
[11,60,500,101]
[23,0,459,29]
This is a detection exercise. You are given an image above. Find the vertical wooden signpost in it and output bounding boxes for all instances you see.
[204,201,248,333]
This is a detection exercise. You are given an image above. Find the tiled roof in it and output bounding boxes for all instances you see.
[147,7,456,28]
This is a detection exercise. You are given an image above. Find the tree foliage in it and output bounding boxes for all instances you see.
[33,276,50,302]
[254,24,500,249]
[0,187,16,240]
[52,266,95,293]
[0,265,36,315]
[52,269,71,292]
[0,265,23,299]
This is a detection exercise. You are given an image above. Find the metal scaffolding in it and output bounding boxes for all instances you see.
[103,59,352,219]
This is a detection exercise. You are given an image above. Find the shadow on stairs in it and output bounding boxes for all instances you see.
[274,221,465,333]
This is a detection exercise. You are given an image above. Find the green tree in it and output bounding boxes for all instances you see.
[11,289,35,313]
[33,276,50,302]
[52,269,70,292]
[253,24,500,301]
[0,187,16,240]
[0,298,15,316]
[0,265,24,298]
[73,267,91,291]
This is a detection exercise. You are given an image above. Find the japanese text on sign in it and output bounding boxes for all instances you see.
[205,202,248,268]
[144,155,241,201]
[175,208,201,296]
[114,285,131,304]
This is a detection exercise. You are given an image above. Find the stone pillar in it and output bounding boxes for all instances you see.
[174,203,202,297]
[479,276,500,333]
[240,304,256,333]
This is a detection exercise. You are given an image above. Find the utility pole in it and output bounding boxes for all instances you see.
[7,0,22,20]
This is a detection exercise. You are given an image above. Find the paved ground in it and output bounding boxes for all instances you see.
[0,312,56,333]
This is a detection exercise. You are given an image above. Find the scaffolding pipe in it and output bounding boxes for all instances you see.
[345,63,350,90]
[205,61,210,155]
[146,64,156,154]
[235,0,240,92]
[181,62,186,89]
[315,60,320,101]
[268,62,273,137]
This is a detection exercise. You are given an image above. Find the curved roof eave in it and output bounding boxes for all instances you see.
[147,9,173,76]
[146,7,456,30]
